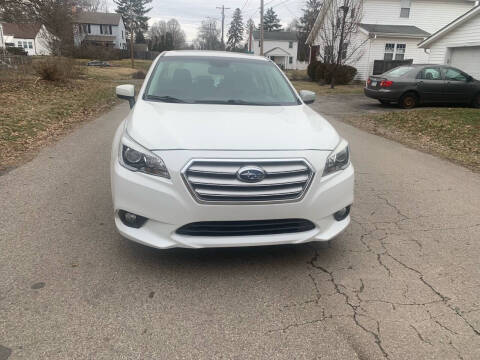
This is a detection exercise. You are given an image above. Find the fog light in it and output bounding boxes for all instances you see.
[334,206,351,221]
[118,210,148,228]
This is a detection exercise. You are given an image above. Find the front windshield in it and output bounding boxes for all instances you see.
[144,56,300,106]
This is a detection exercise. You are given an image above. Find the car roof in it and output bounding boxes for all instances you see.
[162,50,268,62]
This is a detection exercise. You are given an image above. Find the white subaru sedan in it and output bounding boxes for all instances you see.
[111,51,354,249]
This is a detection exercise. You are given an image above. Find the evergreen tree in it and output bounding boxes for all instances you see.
[262,7,282,32]
[114,0,152,67]
[226,8,244,51]
[297,0,322,61]
[135,30,146,43]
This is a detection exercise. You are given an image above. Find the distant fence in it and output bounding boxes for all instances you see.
[373,59,413,75]
[0,53,32,68]
[119,49,161,60]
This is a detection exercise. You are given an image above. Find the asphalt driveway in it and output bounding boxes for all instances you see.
[0,102,479,359]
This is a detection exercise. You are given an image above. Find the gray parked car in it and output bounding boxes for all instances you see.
[364,64,480,109]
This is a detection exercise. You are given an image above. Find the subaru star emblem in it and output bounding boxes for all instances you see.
[237,166,266,183]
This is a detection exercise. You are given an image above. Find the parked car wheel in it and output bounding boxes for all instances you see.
[472,93,480,108]
[400,92,418,109]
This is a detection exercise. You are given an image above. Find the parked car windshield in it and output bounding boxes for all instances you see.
[144,56,300,106]
[384,66,414,77]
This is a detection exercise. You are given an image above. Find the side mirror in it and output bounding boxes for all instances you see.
[116,84,135,108]
[299,90,316,104]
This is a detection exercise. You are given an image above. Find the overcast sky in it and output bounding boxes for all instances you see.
[106,0,305,42]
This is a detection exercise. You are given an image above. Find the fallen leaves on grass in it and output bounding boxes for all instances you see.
[0,78,118,173]
[346,108,480,172]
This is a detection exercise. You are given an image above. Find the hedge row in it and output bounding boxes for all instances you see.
[307,61,357,85]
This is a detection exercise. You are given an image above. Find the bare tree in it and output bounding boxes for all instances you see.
[195,18,221,50]
[77,0,108,12]
[148,19,185,51]
[316,0,366,87]
[0,0,76,55]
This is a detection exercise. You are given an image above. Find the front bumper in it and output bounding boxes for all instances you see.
[111,147,354,249]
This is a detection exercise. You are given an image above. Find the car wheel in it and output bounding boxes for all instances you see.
[379,100,390,105]
[472,93,480,108]
[400,92,418,109]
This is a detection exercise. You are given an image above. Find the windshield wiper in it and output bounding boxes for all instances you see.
[144,95,188,103]
[194,99,272,106]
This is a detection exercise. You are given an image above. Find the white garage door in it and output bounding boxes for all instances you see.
[450,46,480,79]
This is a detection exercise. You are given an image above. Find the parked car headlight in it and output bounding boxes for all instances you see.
[119,132,170,178]
[323,139,350,176]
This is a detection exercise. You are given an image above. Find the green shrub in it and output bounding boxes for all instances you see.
[6,47,27,56]
[314,63,358,85]
[71,45,127,61]
[33,57,81,81]
[132,70,146,79]
[327,64,358,85]
[307,60,319,81]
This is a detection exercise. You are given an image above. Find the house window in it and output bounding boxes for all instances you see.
[28,41,33,49]
[23,41,28,49]
[289,56,293,64]
[341,42,349,60]
[400,0,411,18]
[395,44,406,60]
[384,43,395,60]
[87,24,91,33]
[324,45,334,63]
[288,41,293,48]
[100,25,112,35]
[122,30,124,39]
[17,41,22,47]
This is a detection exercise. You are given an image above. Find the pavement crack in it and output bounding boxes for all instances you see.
[377,253,392,277]
[309,246,390,359]
[376,194,409,220]
[387,252,480,336]
[410,325,432,346]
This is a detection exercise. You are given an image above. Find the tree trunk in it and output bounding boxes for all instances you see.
[130,34,134,69]
[331,4,349,89]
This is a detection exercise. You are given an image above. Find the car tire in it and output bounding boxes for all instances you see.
[399,92,418,109]
[379,100,390,105]
[472,93,480,108]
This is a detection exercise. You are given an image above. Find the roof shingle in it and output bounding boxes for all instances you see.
[1,23,42,39]
[73,12,122,25]
[359,24,430,38]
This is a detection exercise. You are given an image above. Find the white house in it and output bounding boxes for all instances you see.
[252,31,299,70]
[418,5,480,79]
[73,11,127,49]
[0,23,51,55]
[307,0,478,80]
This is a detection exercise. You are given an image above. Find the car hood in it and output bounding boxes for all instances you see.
[126,100,340,151]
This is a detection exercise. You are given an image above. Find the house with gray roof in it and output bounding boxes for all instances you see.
[307,0,478,80]
[72,11,127,49]
[251,31,299,70]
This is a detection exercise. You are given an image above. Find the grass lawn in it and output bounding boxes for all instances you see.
[346,108,480,172]
[291,80,364,95]
[0,60,150,174]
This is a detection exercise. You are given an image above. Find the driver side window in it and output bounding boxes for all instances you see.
[445,68,467,82]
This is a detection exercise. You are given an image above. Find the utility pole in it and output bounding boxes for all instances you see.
[260,0,264,55]
[216,5,230,50]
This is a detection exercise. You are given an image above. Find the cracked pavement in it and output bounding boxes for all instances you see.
[1,102,479,359]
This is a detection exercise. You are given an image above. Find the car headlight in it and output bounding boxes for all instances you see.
[119,132,170,178]
[323,139,350,176]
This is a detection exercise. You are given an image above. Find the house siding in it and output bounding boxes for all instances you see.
[427,14,480,64]
[73,16,127,49]
[311,0,476,80]
[362,0,474,34]
[252,39,298,69]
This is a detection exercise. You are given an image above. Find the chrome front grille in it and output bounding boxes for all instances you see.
[182,159,315,204]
